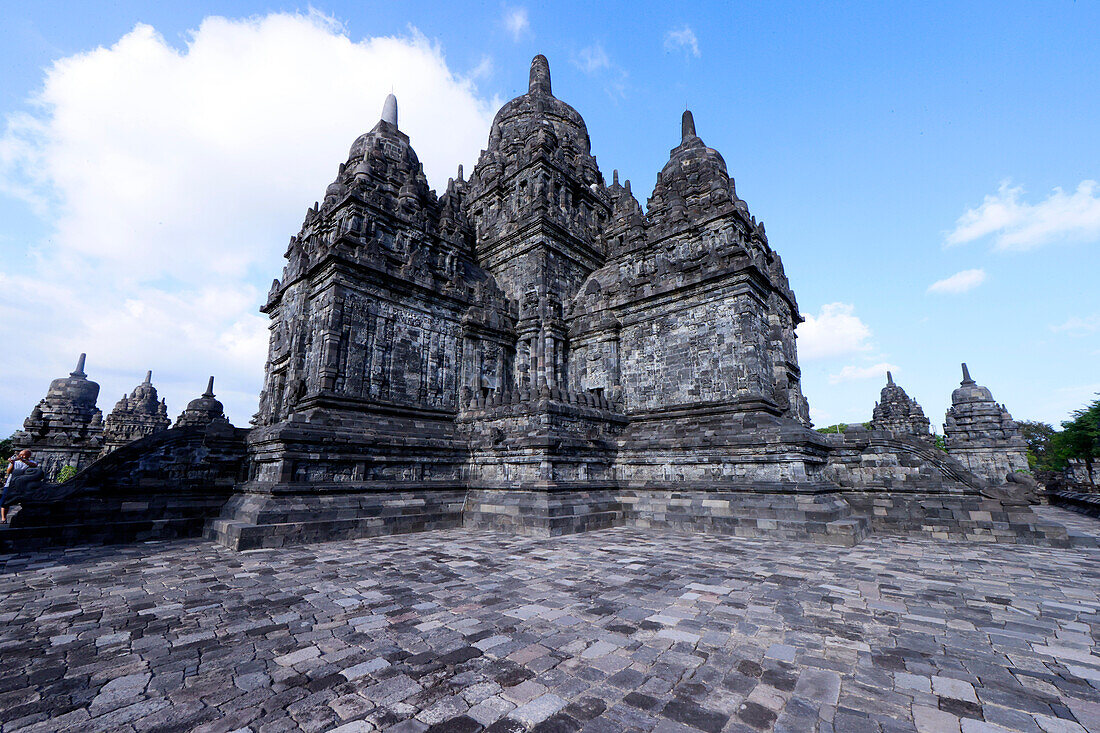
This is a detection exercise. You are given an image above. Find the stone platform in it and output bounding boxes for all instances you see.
[2,508,1099,733]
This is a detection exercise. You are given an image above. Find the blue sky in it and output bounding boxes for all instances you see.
[1,1,1097,434]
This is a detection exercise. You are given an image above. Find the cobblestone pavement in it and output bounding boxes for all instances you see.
[2,509,1099,733]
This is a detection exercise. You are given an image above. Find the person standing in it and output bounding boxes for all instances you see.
[2,449,36,523]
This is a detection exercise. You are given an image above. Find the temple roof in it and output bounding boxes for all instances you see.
[486,55,592,156]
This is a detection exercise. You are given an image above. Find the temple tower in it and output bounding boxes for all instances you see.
[870,372,932,439]
[465,56,610,397]
[209,94,506,548]
[943,363,1029,484]
[13,354,104,480]
[101,370,171,454]
[175,377,231,429]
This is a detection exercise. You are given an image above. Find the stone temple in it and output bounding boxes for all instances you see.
[12,353,104,480]
[943,363,1030,484]
[100,370,170,456]
[205,56,1067,550]
[869,371,931,440]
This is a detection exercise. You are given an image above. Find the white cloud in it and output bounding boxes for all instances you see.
[947,180,1100,251]
[575,43,610,74]
[828,362,899,385]
[503,7,530,41]
[796,303,873,360]
[1051,314,1100,335]
[0,12,496,431]
[664,26,700,58]
[927,268,986,294]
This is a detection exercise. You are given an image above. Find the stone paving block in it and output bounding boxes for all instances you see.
[342,658,391,681]
[1034,715,1088,733]
[933,677,980,704]
[468,695,515,726]
[512,693,568,726]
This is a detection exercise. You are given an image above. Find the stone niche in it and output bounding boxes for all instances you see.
[206,57,1066,550]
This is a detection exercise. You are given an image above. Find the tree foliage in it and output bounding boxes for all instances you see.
[1049,397,1100,488]
[1018,420,1057,470]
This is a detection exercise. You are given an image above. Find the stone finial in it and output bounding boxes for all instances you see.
[529,54,552,96]
[72,353,87,378]
[381,93,398,128]
[457,164,464,181]
[613,169,619,186]
[682,110,696,142]
[961,362,973,384]
[204,376,215,398]
[143,370,152,385]
[886,371,894,385]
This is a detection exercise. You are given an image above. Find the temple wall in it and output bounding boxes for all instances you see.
[618,285,773,414]
[947,445,1029,486]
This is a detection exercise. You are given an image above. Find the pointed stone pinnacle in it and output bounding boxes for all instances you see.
[381,93,398,128]
[72,353,87,377]
[612,169,619,186]
[682,110,696,142]
[457,164,464,180]
[961,362,973,384]
[204,376,215,398]
[529,54,551,95]
[886,371,894,385]
[144,370,152,384]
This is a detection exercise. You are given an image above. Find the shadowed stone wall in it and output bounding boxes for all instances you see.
[1,422,247,551]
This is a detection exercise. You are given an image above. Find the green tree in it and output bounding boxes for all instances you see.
[1018,420,1057,470]
[0,434,13,461]
[1051,398,1100,488]
[57,465,79,483]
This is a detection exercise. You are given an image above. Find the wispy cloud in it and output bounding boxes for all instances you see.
[797,303,873,360]
[947,180,1100,251]
[570,43,627,99]
[664,26,700,58]
[828,362,900,385]
[927,268,986,294]
[502,7,530,41]
[574,43,610,74]
[1051,314,1100,335]
[469,55,494,81]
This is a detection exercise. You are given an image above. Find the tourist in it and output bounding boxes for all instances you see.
[1,449,36,523]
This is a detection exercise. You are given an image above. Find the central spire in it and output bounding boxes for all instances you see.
[682,110,696,142]
[529,54,551,96]
[381,93,398,128]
